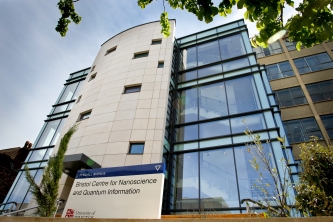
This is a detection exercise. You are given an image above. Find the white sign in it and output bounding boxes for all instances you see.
[62,163,165,219]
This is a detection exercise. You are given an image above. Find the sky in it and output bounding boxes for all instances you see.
[0,0,300,149]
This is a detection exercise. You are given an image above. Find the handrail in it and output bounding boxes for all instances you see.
[0,202,17,208]
[0,206,38,217]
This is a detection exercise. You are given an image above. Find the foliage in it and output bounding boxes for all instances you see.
[55,0,333,49]
[244,125,292,217]
[55,0,82,37]
[25,125,78,217]
[295,138,333,216]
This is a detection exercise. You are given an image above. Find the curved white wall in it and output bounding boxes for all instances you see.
[54,20,175,187]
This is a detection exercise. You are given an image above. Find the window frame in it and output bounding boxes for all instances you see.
[152,39,162,45]
[89,73,97,82]
[293,53,333,74]
[274,87,307,108]
[306,80,333,103]
[133,51,149,59]
[266,61,295,81]
[158,61,164,68]
[78,110,92,121]
[105,46,117,56]
[128,143,145,154]
[124,85,141,94]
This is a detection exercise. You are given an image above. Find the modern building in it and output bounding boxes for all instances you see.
[0,68,90,213]
[2,19,300,215]
[253,39,333,159]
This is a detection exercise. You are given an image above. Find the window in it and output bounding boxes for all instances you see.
[283,39,304,51]
[178,76,261,123]
[129,143,144,154]
[89,73,97,82]
[266,61,295,81]
[133,51,149,59]
[105,46,116,56]
[79,111,91,121]
[321,114,333,138]
[91,65,96,72]
[124,85,141,94]
[306,80,333,102]
[158,61,164,68]
[294,53,333,74]
[253,41,284,58]
[76,95,82,103]
[274,87,307,108]
[283,117,323,143]
[152,39,162,45]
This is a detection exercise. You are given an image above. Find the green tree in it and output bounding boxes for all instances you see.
[56,0,333,50]
[25,125,78,217]
[295,138,333,216]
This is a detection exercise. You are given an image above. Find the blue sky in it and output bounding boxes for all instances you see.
[0,0,299,149]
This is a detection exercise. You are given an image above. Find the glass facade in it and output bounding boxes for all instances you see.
[1,68,89,212]
[321,115,333,139]
[166,20,296,214]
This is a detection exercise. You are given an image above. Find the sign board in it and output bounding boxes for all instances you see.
[62,163,165,219]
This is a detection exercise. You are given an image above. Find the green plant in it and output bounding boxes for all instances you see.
[244,123,293,217]
[25,124,78,217]
[295,137,333,216]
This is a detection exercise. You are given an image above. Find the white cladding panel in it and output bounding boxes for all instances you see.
[53,21,175,200]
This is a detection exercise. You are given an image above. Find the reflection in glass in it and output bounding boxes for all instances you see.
[234,145,276,206]
[43,148,54,160]
[199,82,227,120]
[231,114,266,134]
[28,149,47,162]
[50,119,66,145]
[219,34,246,60]
[179,88,198,123]
[177,125,198,142]
[197,41,221,66]
[226,76,260,115]
[181,70,197,82]
[53,104,68,114]
[58,82,79,103]
[200,149,239,208]
[199,120,230,139]
[183,47,197,70]
[35,119,61,147]
[173,152,199,209]
[24,169,44,204]
[223,58,249,72]
[198,64,222,79]
[7,171,37,208]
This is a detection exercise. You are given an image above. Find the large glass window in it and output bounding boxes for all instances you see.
[182,34,246,70]
[219,34,246,60]
[57,82,80,104]
[306,80,333,102]
[179,76,261,123]
[266,61,294,81]
[234,144,276,205]
[172,144,278,210]
[274,87,307,108]
[283,117,323,143]
[200,149,239,208]
[294,53,333,74]
[173,152,199,209]
[35,119,66,148]
[253,41,283,58]
[321,115,333,138]
[197,41,221,66]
